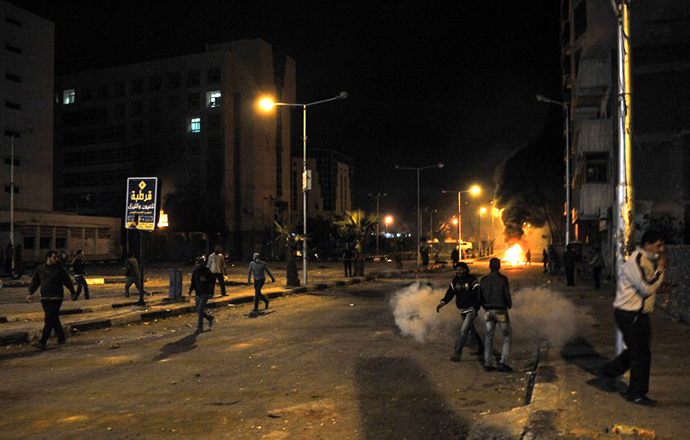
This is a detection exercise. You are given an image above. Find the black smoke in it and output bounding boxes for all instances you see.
[494,120,564,241]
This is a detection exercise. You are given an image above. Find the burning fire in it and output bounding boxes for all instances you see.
[503,243,525,266]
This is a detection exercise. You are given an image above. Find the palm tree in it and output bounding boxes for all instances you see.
[334,210,382,276]
[275,220,306,287]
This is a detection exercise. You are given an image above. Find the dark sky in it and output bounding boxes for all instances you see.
[11,0,564,230]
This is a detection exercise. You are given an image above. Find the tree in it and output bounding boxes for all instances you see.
[275,220,306,287]
[334,210,382,276]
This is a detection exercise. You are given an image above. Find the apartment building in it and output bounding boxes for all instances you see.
[55,39,296,258]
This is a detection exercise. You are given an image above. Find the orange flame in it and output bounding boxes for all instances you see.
[503,243,524,265]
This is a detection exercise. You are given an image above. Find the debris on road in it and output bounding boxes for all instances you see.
[606,424,655,438]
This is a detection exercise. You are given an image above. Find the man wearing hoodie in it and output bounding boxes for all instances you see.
[437,262,484,362]
[27,250,76,350]
[601,230,666,406]
[480,258,513,372]
[248,253,275,314]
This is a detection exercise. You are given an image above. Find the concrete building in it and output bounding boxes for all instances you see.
[1,1,120,265]
[560,0,690,264]
[291,148,353,220]
[54,39,296,258]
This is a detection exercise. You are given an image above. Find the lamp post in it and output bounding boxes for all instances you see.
[478,207,487,256]
[428,208,437,240]
[9,128,33,271]
[395,162,444,266]
[259,92,347,285]
[442,185,480,260]
[536,94,571,245]
[368,192,387,255]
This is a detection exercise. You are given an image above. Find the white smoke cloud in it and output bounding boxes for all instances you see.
[390,283,594,349]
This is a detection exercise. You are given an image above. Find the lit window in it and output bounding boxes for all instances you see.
[206,91,222,108]
[188,117,201,133]
[63,89,76,105]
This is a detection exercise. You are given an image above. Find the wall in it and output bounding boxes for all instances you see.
[660,245,690,324]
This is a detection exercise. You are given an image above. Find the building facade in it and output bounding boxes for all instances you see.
[55,39,296,258]
[560,0,690,265]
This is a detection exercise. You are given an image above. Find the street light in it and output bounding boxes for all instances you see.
[395,162,444,266]
[537,94,571,245]
[259,91,348,285]
[442,185,481,260]
[384,215,393,234]
[9,128,33,271]
[368,192,387,255]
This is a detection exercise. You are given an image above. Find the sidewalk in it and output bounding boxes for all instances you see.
[524,272,690,438]
[0,261,443,346]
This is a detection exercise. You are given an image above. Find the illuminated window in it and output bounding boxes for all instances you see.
[188,117,201,133]
[63,89,76,105]
[206,91,221,108]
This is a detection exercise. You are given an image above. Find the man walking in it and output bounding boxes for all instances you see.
[124,253,142,298]
[71,250,89,300]
[188,257,215,333]
[480,258,513,372]
[207,246,227,296]
[563,246,577,286]
[436,262,484,362]
[343,244,354,277]
[589,247,605,289]
[27,250,76,350]
[601,230,666,406]
[248,253,275,314]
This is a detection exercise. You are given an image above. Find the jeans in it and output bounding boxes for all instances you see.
[602,309,652,397]
[211,273,226,296]
[344,260,352,277]
[484,310,512,366]
[253,278,268,311]
[195,294,213,330]
[125,276,142,297]
[74,275,89,300]
[454,310,483,356]
[40,299,65,344]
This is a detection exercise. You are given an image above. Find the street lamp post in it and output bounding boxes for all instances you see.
[368,192,387,255]
[536,94,571,245]
[395,162,444,266]
[478,207,487,256]
[259,92,347,285]
[9,128,33,271]
[429,208,437,240]
[442,185,480,260]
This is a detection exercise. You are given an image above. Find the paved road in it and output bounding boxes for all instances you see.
[0,263,545,439]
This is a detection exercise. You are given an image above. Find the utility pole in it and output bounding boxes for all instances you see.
[368,192,387,255]
[613,0,634,354]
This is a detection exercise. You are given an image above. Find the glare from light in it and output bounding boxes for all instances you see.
[259,97,275,111]
[470,185,481,195]
[451,218,458,225]
[479,207,487,214]
[384,215,394,225]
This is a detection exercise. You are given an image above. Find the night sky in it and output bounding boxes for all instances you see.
[10,0,564,232]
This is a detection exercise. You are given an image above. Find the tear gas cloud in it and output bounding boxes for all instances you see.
[391,283,594,349]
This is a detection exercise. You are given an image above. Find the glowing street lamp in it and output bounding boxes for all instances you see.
[442,185,481,260]
[258,92,348,285]
[384,215,393,234]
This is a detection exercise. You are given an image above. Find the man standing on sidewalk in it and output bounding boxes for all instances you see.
[124,253,142,298]
[248,253,275,315]
[480,258,513,372]
[207,246,227,297]
[436,262,484,362]
[26,250,76,350]
[71,250,89,300]
[188,257,214,333]
[601,230,666,406]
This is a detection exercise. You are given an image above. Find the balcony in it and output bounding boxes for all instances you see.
[576,183,612,221]
[573,59,611,119]
[571,119,613,158]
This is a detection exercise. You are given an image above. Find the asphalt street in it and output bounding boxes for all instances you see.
[0,263,545,439]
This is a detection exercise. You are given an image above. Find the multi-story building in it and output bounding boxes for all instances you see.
[1,0,120,265]
[54,39,295,258]
[291,148,353,220]
[560,0,690,263]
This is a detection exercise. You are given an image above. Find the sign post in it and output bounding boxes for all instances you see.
[125,177,158,306]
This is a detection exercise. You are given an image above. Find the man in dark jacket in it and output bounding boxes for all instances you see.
[124,253,142,298]
[480,258,513,372]
[437,262,484,362]
[563,246,577,286]
[71,250,89,300]
[27,250,76,350]
[188,257,214,333]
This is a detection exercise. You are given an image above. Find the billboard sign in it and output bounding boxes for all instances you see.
[125,177,158,231]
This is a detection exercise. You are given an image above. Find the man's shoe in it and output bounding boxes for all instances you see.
[483,365,495,372]
[627,395,657,406]
[32,342,47,350]
[449,353,461,362]
[497,363,514,373]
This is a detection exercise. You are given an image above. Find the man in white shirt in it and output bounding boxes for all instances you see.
[601,230,666,406]
[207,246,227,297]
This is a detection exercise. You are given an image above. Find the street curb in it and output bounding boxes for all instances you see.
[1,264,446,346]
[521,341,564,438]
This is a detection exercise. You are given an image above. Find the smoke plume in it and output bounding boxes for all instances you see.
[390,282,460,343]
